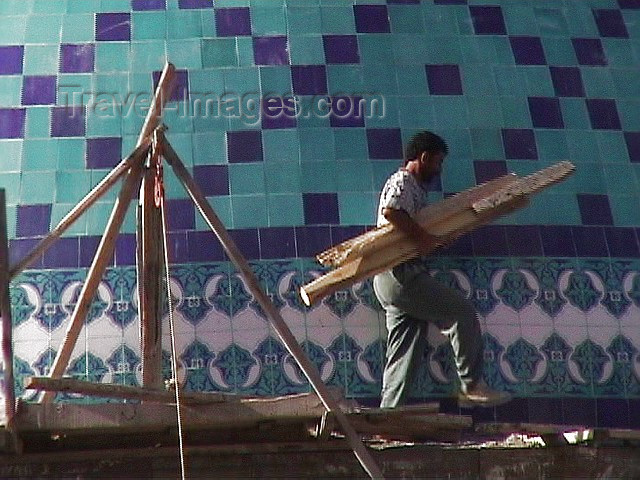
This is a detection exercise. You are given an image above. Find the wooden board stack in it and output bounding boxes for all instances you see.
[300,161,576,306]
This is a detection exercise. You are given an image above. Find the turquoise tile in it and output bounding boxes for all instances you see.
[596,131,629,164]
[393,35,430,65]
[23,45,60,75]
[604,163,639,195]
[617,100,640,130]
[264,161,301,194]
[22,139,57,171]
[267,193,303,227]
[388,5,424,34]
[0,15,26,44]
[25,14,63,43]
[259,66,292,95]
[572,163,607,194]
[560,99,591,130]
[581,67,615,98]
[25,107,51,139]
[504,160,541,177]
[602,39,635,67]
[534,7,569,36]
[96,43,131,72]
[335,161,373,192]
[58,138,86,170]
[55,170,92,204]
[564,2,599,37]
[262,129,299,163]
[229,163,266,195]
[0,140,23,173]
[223,68,260,95]
[334,128,368,160]
[236,37,255,67]
[201,38,240,68]
[566,131,600,164]
[84,202,113,235]
[0,173,22,206]
[611,68,640,98]
[364,95,399,128]
[610,194,640,227]
[500,96,532,129]
[534,192,581,225]
[363,65,397,95]
[298,128,335,162]
[502,4,539,35]
[287,6,322,34]
[165,132,193,167]
[192,131,227,165]
[167,10,202,39]
[162,105,194,134]
[470,128,504,160]
[462,64,497,97]
[441,160,475,193]
[66,0,100,13]
[167,39,202,69]
[231,194,268,228]
[197,195,232,229]
[33,0,66,14]
[338,191,376,225]
[422,3,459,37]
[58,75,93,105]
[20,171,56,204]
[0,0,31,14]
[295,96,330,129]
[397,96,435,129]
[460,36,498,65]
[437,128,472,162]
[540,37,577,65]
[251,6,287,36]
[320,2,356,35]
[427,37,463,64]
[523,66,554,97]
[61,14,94,42]
[358,35,394,65]
[87,109,122,137]
[299,161,337,192]
[130,41,167,72]
[466,96,503,128]
[100,0,130,11]
[395,65,428,96]
[132,12,167,40]
[289,35,325,65]
[535,130,570,162]
[327,65,365,93]
[200,10,216,37]
[372,160,399,191]
[5,205,16,238]
[0,76,22,107]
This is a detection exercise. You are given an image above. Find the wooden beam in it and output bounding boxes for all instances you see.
[26,377,238,405]
[160,135,385,480]
[41,164,144,404]
[0,190,15,424]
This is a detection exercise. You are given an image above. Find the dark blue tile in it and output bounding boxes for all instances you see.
[9,238,43,270]
[115,234,136,266]
[501,129,538,160]
[86,137,122,169]
[506,225,543,256]
[528,397,563,424]
[329,96,365,128]
[96,13,131,42]
[303,193,340,225]
[291,65,327,95]
[572,38,607,66]
[22,76,57,105]
[187,230,225,262]
[625,131,640,162]
[439,231,473,256]
[604,227,640,257]
[193,164,229,196]
[295,226,332,258]
[43,237,78,268]
[426,64,463,95]
[509,36,547,65]
[167,231,189,263]
[132,0,166,10]
[79,236,100,267]
[331,225,366,244]
[0,108,26,139]
[253,36,289,66]
[549,66,585,98]
[540,225,577,257]
[366,128,403,160]
[0,45,24,75]
[179,0,212,9]
[323,35,360,64]
[495,397,529,423]
[230,228,259,260]
[471,225,508,256]
[593,9,629,38]
[166,198,195,231]
[215,7,251,35]
[60,44,95,73]
[469,404,497,422]
[16,204,51,238]
[153,69,189,102]
[473,160,508,184]
[628,398,640,429]
[469,5,506,35]
[562,397,597,427]
[577,193,614,226]
[387,0,420,4]
[618,0,640,8]
[572,226,609,257]
[585,99,621,130]
[596,398,630,428]
[353,5,390,33]
[227,130,263,163]
[259,227,296,259]
[51,106,86,137]
[261,97,297,129]
[528,97,564,129]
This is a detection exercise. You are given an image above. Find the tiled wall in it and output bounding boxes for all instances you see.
[1,0,640,428]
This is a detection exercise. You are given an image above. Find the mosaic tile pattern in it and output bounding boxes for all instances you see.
[0,0,639,427]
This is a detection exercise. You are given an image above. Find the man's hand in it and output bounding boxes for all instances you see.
[382,207,440,256]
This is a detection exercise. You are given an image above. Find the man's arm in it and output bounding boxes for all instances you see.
[382,207,442,256]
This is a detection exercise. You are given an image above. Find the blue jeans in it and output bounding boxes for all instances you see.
[373,262,483,408]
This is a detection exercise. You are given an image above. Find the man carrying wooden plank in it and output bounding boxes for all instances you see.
[373,131,512,409]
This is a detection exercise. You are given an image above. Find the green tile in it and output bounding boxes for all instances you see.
[33,0,65,13]
[466,96,502,128]
[460,36,498,64]
[223,68,260,95]
[25,107,51,139]
[422,3,459,36]
[327,65,365,93]
[437,128,472,163]
[25,14,63,43]
[358,35,394,65]
[231,194,268,228]
[395,65,428,96]
[618,99,640,130]
[397,97,435,129]
[540,37,577,66]
[534,7,569,36]
[130,41,167,72]
[335,161,373,192]
[0,76,22,107]
[61,14,94,42]
[85,202,113,235]
[0,15,26,44]
[259,66,292,95]
[611,68,640,98]
[229,163,266,195]
[427,36,463,64]
[572,162,607,194]
[262,129,300,163]
[603,163,639,195]
[441,160,475,193]
[493,65,527,96]
[23,44,60,75]
[267,193,303,227]
[192,131,227,165]
[499,96,532,129]
[236,37,255,67]
[393,35,430,65]
[537,193,582,225]
[95,43,131,72]
[87,109,122,137]
[264,162,301,194]
[596,131,628,164]
[0,140,23,173]
[167,10,202,39]
[338,191,377,225]
[470,128,504,160]
[372,160,399,191]
[298,128,335,162]
[20,171,56,204]
[100,0,130,11]
[603,39,635,66]
[66,0,100,13]
[5,205,16,238]
[251,6,287,35]
[300,161,337,192]
[560,99,591,130]
[165,132,193,167]
[132,12,167,40]
[502,4,539,35]
[289,35,325,65]
[523,66,554,97]
[202,38,238,68]
[198,196,232,229]
[364,95,399,128]
[363,65,397,95]
[22,139,57,171]
[0,173,22,206]
[287,6,322,34]
[581,67,615,98]
[334,128,368,160]
[58,75,93,105]
[610,194,640,226]
[56,171,92,204]
[389,4,424,34]
[168,39,202,70]
[535,130,569,162]
[461,64,497,97]
[58,138,86,170]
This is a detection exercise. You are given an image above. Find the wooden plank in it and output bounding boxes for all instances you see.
[25,377,239,405]
[0,190,15,424]
[160,135,385,480]
[41,164,144,404]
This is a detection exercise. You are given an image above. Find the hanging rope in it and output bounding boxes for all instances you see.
[155,132,187,480]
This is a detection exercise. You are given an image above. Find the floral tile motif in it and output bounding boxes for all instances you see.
[103,267,138,329]
[518,258,574,317]
[213,342,256,392]
[572,338,609,386]
[208,270,251,317]
[563,270,602,313]
[505,338,543,384]
[107,345,141,386]
[496,269,536,312]
[171,264,217,326]
[180,339,218,393]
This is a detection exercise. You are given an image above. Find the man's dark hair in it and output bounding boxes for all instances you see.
[404,131,448,165]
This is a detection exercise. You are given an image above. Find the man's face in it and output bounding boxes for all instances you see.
[419,151,445,182]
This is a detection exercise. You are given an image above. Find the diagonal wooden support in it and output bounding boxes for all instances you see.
[0,190,15,424]
[160,135,385,479]
[40,163,145,404]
